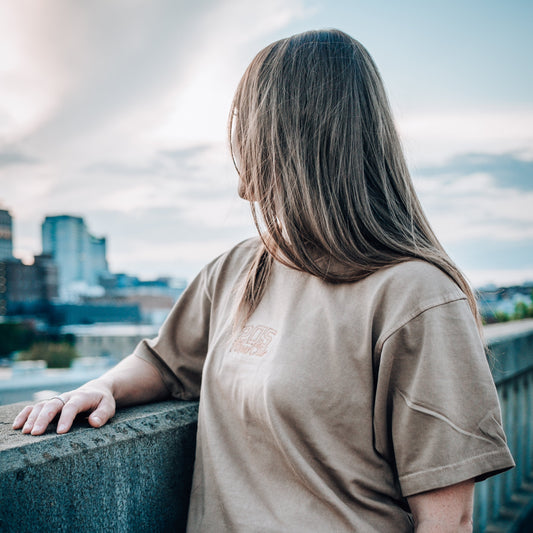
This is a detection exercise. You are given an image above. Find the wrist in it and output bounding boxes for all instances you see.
[82,376,115,399]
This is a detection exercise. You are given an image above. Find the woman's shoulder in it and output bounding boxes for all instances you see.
[207,237,261,271]
[371,259,466,299]
[201,237,261,294]
[361,260,468,336]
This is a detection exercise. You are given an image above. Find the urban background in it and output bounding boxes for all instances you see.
[0,208,186,404]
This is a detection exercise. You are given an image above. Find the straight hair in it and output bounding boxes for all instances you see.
[229,29,481,331]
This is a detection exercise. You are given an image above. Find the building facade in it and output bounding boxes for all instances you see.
[0,255,59,316]
[0,209,13,261]
[42,215,109,299]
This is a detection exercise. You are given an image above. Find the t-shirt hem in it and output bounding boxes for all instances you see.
[399,447,515,497]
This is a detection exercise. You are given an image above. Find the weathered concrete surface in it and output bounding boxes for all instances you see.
[484,320,533,383]
[0,400,199,533]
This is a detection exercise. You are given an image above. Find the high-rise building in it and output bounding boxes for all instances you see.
[0,255,59,316]
[0,210,59,316]
[42,215,109,299]
[0,209,13,260]
[88,235,108,285]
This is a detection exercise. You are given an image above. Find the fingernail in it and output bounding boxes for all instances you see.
[32,424,43,433]
[57,424,67,433]
[92,416,102,426]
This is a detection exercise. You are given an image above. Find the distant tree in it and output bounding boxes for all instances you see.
[0,322,37,357]
[17,342,79,369]
[493,311,510,323]
[513,301,529,320]
[511,293,533,320]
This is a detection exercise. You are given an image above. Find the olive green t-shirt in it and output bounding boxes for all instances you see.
[134,238,514,532]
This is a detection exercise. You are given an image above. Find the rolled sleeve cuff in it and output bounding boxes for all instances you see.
[399,447,516,497]
[133,339,188,400]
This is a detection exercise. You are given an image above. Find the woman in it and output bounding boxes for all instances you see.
[14,30,514,532]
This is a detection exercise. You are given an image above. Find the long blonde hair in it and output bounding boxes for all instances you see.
[229,29,481,328]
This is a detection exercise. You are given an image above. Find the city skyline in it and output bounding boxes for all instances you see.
[1,1,532,287]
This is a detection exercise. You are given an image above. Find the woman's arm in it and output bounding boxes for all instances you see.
[407,479,474,532]
[12,354,170,436]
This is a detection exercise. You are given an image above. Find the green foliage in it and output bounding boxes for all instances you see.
[513,301,530,320]
[17,342,79,369]
[0,322,37,357]
[511,294,533,320]
[493,311,510,323]
[489,293,533,324]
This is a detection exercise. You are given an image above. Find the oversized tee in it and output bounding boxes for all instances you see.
[134,238,514,532]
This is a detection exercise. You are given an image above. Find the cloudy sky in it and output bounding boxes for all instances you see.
[1,0,532,287]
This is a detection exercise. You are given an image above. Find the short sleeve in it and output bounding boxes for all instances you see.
[374,298,515,497]
[133,265,212,400]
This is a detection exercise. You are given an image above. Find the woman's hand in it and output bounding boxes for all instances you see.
[12,354,170,436]
[12,380,116,436]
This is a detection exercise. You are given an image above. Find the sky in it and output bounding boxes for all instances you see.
[0,0,532,288]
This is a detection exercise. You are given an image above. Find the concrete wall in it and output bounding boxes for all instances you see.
[484,319,533,383]
[0,400,198,533]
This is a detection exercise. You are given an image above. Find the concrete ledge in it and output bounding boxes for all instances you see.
[484,321,533,383]
[0,400,199,533]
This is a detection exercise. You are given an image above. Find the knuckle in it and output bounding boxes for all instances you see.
[65,399,81,411]
[44,408,58,421]
[35,412,50,424]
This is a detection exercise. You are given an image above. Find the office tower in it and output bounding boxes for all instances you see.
[88,235,108,285]
[0,209,13,260]
[0,255,59,316]
[42,215,109,299]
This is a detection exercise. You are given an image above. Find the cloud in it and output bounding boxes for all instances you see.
[0,1,215,147]
[398,109,533,167]
[0,150,38,167]
[446,238,533,287]
[0,0,310,155]
[79,203,254,278]
[409,150,533,285]
[0,0,307,257]
[413,151,533,252]
[419,152,533,191]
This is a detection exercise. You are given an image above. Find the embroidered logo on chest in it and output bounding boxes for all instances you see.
[230,325,277,357]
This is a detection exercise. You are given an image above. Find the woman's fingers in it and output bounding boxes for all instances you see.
[55,388,115,434]
[87,395,115,429]
[54,397,87,434]
[30,397,69,435]
[12,405,34,430]
[13,397,66,434]
[20,402,45,434]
